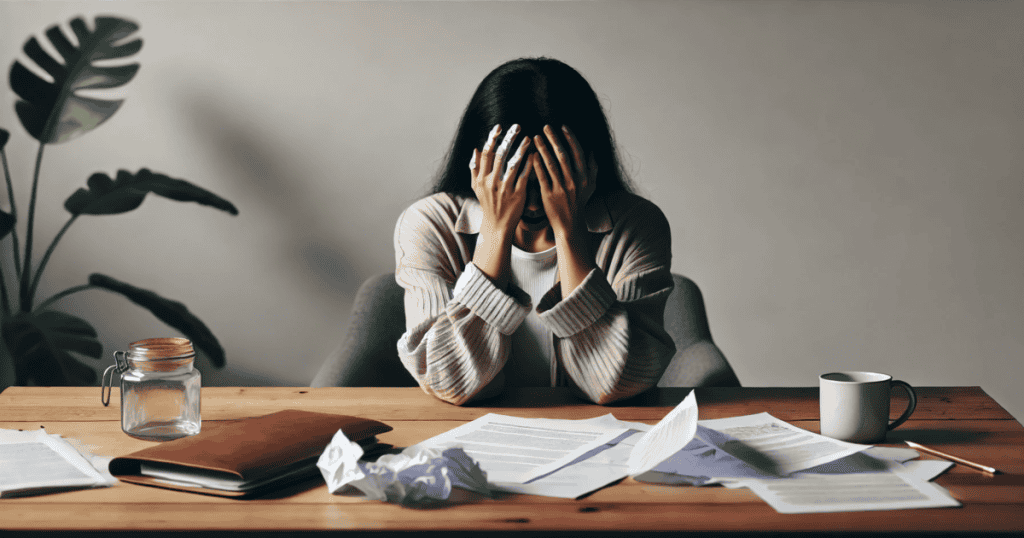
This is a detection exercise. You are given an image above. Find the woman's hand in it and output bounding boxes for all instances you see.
[531,125,597,238]
[532,125,598,296]
[470,124,532,289]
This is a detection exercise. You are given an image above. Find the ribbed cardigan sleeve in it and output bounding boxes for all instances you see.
[394,195,530,405]
[536,194,676,405]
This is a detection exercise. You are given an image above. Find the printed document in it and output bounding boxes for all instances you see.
[411,391,699,497]
[490,416,650,498]
[673,422,962,514]
[498,391,699,497]
[0,429,112,497]
[740,465,961,513]
[404,391,960,512]
[627,389,698,475]
[409,413,631,483]
[695,412,869,476]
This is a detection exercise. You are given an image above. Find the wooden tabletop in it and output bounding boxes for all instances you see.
[1,386,1022,535]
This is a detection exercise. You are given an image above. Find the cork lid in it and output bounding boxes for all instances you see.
[126,337,195,372]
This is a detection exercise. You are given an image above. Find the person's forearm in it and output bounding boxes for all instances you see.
[397,264,529,406]
[539,272,677,405]
[555,222,595,297]
[473,225,514,290]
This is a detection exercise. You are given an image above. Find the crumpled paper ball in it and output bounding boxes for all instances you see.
[317,430,490,505]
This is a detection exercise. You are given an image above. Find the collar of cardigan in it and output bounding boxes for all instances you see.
[453,194,613,235]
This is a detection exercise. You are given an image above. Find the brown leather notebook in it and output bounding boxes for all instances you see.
[109,409,392,498]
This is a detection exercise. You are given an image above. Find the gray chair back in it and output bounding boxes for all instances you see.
[311,272,740,388]
[657,274,741,387]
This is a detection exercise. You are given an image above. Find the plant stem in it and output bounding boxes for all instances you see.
[28,215,77,308]
[1,148,22,280]
[0,261,9,316]
[35,283,96,313]
[19,143,45,312]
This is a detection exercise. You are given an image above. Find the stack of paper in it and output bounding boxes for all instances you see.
[0,428,116,497]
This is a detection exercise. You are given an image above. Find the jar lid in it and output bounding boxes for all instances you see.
[128,338,195,362]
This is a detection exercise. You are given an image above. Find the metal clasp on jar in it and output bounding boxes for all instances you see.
[100,350,131,406]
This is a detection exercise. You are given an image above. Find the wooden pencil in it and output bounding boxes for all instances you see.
[905,440,1000,474]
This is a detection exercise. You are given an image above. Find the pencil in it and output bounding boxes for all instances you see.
[905,440,1000,475]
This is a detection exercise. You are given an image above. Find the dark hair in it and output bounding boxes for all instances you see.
[431,57,634,196]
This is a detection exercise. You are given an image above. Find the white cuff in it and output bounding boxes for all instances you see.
[452,263,531,335]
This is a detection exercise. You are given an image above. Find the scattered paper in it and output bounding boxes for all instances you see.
[634,412,870,486]
[627,389,698,476]
[408,413,630,483]
[711,441,961,513]
[795,448,955,491]
[334,391,962,513]
[405,396,700,499]
[318,429,490,505]
[697,412,870,476]
[61,436,118,485]
[611,406,960,514]
[451,414,644,499]
[740,468,961,514]
[492,426,643,499]
[901,460,955,482]
[634,425,777,486]
[0,428,115,497]
[864,446,920,463]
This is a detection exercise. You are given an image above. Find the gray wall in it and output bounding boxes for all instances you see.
[1,1,1021,419]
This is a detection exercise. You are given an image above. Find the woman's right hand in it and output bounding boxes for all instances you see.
[470,124,532,289]
[470,124,532,236]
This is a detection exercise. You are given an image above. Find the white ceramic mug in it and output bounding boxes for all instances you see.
[819,372,917,443]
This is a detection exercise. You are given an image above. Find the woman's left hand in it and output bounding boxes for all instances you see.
[532,125,599,296]
[531,125,597,238]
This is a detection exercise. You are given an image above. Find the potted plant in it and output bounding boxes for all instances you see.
[0,15,236,388]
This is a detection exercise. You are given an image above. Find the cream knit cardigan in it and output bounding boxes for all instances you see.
[394,190,676,405]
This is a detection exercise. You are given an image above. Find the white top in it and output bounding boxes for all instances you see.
[507,245,559,386]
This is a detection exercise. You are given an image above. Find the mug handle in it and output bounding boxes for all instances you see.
[887,380,917,430]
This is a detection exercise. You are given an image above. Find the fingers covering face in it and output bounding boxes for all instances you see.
[480,124,502,176]
[493,124,521,182]
[530,151,550,194]
[561,125,586,178]
[475,123,587,194]
[503,135,532,183]
[533,130,564,190]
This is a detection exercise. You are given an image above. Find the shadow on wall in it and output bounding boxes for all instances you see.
[178,90,365,298]
[202,363,285,387]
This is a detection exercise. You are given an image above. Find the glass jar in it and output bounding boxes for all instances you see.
[101,337,201,441]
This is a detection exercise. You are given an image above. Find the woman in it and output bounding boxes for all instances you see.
[395,57,675,405]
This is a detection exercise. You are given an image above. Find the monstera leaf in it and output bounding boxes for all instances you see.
[1,310,102,385]
[9,16,142,144]
[0,210,13,240]
[89,273,226,368]
[65,168,239,216]
[0,129,13,254]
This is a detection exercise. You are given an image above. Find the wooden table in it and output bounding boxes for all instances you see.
[1,386,1022,536]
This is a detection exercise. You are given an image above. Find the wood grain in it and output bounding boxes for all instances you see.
[0,386,1021,534]
[2,501,1023,532]
[0,386,1015,422]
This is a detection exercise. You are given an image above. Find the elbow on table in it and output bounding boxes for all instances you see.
[570,385,633,406]
[424,371,505,406]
